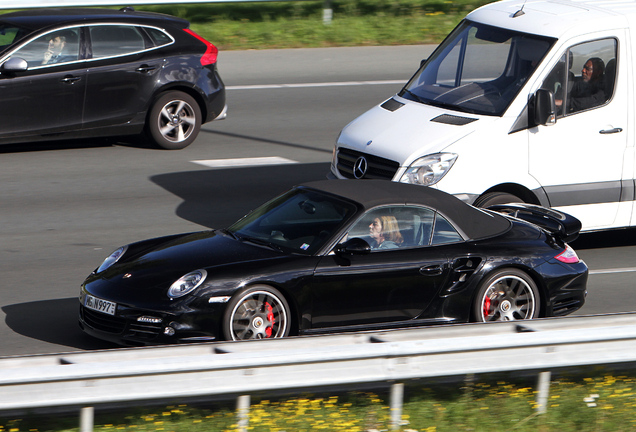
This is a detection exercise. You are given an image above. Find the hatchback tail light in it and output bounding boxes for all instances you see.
[183,29,218,66]
[555,244,580,264]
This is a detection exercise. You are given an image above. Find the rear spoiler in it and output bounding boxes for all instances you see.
[487,203,582,243]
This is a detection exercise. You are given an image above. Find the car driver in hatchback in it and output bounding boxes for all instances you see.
[42,33,67,64]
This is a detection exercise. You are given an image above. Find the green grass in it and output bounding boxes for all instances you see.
[131,1,495,50]
[4,373,636,431]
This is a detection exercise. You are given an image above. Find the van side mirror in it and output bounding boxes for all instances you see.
[420,58,427,69]
[534,88,556,126]
[1,57,28,72]
[336,237,371,255]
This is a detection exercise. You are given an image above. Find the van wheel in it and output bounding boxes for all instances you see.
[473,192,523,208]
[147,91,201,150]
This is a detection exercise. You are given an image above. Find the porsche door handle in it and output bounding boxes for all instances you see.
[600,127,623,134]
[420,265,443,276]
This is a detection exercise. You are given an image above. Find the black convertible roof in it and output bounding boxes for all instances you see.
[301,180,511,241]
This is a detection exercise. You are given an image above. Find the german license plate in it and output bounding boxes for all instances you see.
[84,294,117,315]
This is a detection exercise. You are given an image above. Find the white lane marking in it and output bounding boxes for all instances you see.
[589,267,636,275]
[226,80,405,90]
[192,157,298,168]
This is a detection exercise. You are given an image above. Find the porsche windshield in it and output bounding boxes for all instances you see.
[228,188,357,255]
[400,20,555,116]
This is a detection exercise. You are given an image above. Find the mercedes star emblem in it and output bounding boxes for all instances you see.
[353,157,368,179]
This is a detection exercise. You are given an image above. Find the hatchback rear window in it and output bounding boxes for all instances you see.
[144,27,173,47]
[89,25,146,58]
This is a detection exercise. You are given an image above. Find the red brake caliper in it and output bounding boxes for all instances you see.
[483,296,491,318]
[264,302,275,338]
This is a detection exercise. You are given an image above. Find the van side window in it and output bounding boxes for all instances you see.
[542,38,617,117]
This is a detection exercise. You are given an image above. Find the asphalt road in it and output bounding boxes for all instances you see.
[1,45,635,357]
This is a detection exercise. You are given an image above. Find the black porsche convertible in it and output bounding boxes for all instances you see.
[79,180,588,345]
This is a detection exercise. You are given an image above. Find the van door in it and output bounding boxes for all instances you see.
[528,35,630,230]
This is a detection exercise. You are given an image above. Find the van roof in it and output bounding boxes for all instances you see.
[468,0,635,38]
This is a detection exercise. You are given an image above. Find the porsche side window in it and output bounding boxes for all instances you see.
[431,213,462,245]
[89,25,146,58]
[542,38,617,118]
[11,27,80,67]
[347,206,435,250]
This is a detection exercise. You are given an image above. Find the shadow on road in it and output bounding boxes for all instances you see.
[3,298,119,351]
[0,135,157,154]
[151,162,332,229]
[571,227,636,250]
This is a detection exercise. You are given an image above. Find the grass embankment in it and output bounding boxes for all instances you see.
[136,0,493,50]
[3,374,636,431]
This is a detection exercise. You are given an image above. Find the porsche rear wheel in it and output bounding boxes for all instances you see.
[223,285,291,341]
[473,269,540,322]
[147,91,201,150]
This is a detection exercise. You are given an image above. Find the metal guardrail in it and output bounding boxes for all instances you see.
[3,313,636,430]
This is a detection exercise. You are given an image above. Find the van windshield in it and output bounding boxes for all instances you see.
[400,20,555,116]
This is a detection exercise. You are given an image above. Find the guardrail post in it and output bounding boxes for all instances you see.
[390,382,404,430]
[80,406,94,432]
[323,0,332,24]
[535,371,551,414]
[237,395,250,432]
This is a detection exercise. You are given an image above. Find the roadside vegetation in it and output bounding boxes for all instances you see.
[3,373,636,431]
[135,0,494,50]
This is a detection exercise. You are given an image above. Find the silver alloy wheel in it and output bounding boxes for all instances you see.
[227,289,289,340]
[478,275,537,321]
[158,99,197,143]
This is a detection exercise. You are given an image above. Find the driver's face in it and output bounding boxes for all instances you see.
[582,60,594,82]
[369,218,382,240]
[48,36,65,54]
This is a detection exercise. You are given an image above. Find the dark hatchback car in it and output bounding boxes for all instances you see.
[79,180,588,346]
[0,7,226,149]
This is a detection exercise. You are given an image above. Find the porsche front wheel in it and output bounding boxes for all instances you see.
[473,269,540,322]
[147,91,201,150]
[223,286,291,341]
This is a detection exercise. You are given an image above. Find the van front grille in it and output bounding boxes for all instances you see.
[336,148,399,180]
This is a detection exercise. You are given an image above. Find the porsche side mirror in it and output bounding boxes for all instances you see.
[1,57,28,72]
[534,88,556,126]
[336,237,371,255]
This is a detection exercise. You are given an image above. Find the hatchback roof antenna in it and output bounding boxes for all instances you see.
[513,0,527,18]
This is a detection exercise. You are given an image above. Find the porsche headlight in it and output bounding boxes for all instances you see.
[399,153,458,186]
[168,270,207,299]
[96,246,128,273]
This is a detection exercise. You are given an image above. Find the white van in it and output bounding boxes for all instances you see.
[329,0,635,232]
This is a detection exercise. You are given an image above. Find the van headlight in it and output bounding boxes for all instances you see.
[399,153,458,186]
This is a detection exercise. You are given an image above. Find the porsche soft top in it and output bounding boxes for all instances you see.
[299,180,512,241]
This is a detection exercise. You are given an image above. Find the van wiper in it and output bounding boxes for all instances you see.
[403,89,428,104]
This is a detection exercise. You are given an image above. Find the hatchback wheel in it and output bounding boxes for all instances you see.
[223,286,291,341]
[147,91,201,149]
[473,269,540,322]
